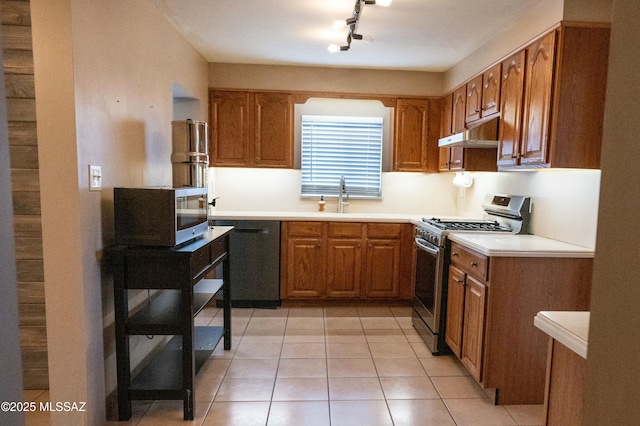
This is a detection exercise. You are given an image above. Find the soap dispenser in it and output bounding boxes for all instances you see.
[318,195,326,212]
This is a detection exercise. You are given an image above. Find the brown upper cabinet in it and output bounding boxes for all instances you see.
[498,24,610,169]
[519,30,557,167]
[497,50,526,167]
[439,92,464,171]
[393,97,440,172]
[439,88,497,173]
[209,90,294,168]
[465,63,502,125]
[451,86,467,134]
[465,75,483,123]
[439,93,463,171]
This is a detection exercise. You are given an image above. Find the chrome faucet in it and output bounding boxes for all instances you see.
[338,176,349,213]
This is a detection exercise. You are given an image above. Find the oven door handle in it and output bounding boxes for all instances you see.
[415,237,440,255]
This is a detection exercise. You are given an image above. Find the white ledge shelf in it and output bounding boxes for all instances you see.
[534,311,590,359]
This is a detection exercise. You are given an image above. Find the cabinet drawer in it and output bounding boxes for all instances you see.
[366,223,402,239]
[450,242,488,281]
[209,236,226,265]
[328,222,362,238]
[287,221,324,237]
[190,244,212,279]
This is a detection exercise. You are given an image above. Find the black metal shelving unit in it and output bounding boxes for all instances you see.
[109,227,233,421]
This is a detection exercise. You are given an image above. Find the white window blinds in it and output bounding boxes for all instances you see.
[301,115,383,198]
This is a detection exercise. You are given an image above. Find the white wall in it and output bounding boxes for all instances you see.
[456,170,600,248]
[31,0,209,424]
[211,167,601,249]
[443,0,612,92]
[210,168,458,216]
[443,0,564,92]
[209,63,444,97]
[584,1,640,423]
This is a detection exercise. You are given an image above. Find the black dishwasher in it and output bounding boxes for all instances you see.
[214,220,281,308]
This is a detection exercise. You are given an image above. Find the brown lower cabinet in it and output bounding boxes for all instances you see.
[280,221,414,300]
[446,241,592,405]
[544,338,586,425]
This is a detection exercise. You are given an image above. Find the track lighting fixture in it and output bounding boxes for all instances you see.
[327,0,392,53]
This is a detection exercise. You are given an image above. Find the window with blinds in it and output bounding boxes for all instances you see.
[301,115,383,199]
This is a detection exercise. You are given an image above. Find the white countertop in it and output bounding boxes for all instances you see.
[534,311,590,359]
[210,210,423,224]
[447,233,595,258]
[210,211,595,258]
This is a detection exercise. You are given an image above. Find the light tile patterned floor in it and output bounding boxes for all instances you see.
[26,306,544,425]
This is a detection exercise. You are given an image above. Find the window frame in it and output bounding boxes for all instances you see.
[300,114,384,199]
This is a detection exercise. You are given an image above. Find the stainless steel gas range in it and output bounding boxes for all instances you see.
[412,194,531,355]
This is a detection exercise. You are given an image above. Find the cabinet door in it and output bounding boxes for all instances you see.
[498,50,526,167]
[439,147,452,172]
[364,239,401,298]
[449,147,465,170]
[482,63,502,117]
[284,237,325,298]
[209,91,251,167]
[521,30,556,166]
[452,86,467,134]
[326,239,362,298]
[394,98,430,171]
[461,275,487,382]
[253,92,293,168]
[465,75,483,123]
[445,265,466,358]
[440,93,453,138]
[439,93,453,171]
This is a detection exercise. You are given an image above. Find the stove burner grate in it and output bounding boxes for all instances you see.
[422,218,512,232]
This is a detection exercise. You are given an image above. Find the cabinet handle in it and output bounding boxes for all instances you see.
[452,252,459,257]
[471,262,478,267]
[457,279,464,284]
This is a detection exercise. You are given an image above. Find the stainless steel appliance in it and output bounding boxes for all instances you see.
[438,116,499,148]
[114,187,208,247]
[214,220,281,308]
[171,119,209,188]
[412,194,531,354]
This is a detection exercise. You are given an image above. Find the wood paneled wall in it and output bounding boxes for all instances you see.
[1,0,48,389]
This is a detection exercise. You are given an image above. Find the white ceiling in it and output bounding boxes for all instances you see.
[150,0,544,72]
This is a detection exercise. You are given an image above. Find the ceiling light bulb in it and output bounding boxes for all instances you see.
[352,33,374,43]
[332,20,346,31]
[328,44,349,53]
[375,0,393,6]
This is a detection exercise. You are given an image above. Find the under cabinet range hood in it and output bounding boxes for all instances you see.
[438,116,500,148]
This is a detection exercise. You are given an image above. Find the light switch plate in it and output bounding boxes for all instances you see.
[89,165,102,191]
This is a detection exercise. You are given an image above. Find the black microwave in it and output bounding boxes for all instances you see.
[114,187,208,247]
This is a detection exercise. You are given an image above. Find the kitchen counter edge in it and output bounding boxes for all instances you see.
[447,233,595,258]
[209,211,424,224]
[534,311,590,359]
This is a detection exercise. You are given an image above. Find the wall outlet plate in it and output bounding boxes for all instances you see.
[89,165,102,191]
